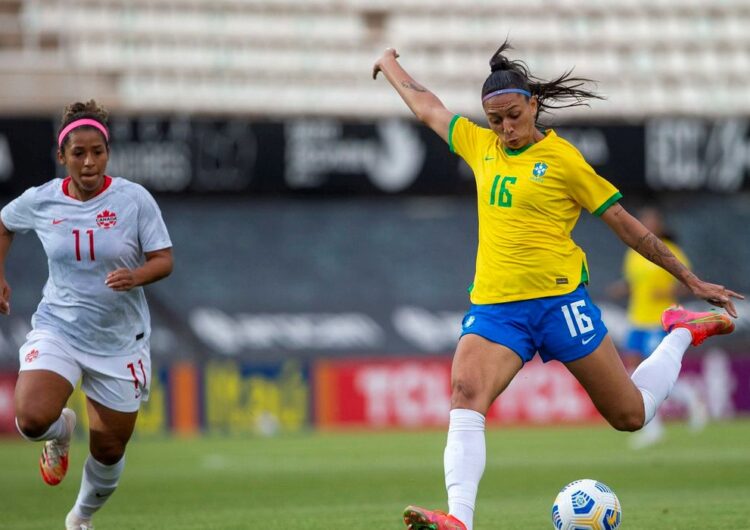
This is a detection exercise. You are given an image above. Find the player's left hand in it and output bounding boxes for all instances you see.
[689,280,744,318]
[105,268,139,292]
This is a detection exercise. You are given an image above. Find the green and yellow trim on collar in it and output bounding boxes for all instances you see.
[503,143,534,156]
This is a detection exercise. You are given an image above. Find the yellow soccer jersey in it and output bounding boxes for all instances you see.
[624,240,689,327]
[449,115,621,304]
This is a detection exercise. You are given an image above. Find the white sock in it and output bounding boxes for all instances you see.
[15,414,70,442]
[631,328,692,424]
[444,409,486,530]
[72,456,125,519]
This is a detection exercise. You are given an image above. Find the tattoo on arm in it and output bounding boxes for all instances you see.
[634,233,696,283]
[400,80,427,92]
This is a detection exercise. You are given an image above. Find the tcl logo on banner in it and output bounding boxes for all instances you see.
[314,357,601,428]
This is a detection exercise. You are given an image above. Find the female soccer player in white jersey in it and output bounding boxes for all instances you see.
[0,100,173,530]
[373,42,743,530]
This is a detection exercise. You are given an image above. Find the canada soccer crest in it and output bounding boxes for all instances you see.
[24,349,39,363]
[96,209,117,229]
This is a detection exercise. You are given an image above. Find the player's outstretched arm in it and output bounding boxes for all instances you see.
[0,220,13,315]
[373,48,455,143]
[601,203,744,317]
[105,247,173,292]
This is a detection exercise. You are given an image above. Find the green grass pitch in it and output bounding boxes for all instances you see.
[1,420,749,529]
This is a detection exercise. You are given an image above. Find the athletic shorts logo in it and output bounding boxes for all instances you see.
[96,209,117,229]
[24,348,39,363]
[463,315,476,328]
[581,334,597,345]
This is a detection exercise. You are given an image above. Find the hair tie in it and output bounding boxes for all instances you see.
[482,88,531,102]
[57,118,109,148]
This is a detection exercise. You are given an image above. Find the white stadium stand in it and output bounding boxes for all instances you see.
[0,0,748,117]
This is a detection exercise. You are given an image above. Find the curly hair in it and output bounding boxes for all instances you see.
[481,40,603,120]
[57,99,110,152]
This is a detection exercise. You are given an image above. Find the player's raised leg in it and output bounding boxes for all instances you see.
[66,397,137,530]
[567,306,734,432]
[15,368,77,485]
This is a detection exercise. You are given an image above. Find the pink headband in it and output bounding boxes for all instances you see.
[57,118,109,148]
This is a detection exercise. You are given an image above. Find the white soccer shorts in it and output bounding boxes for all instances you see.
[18,329,151,413]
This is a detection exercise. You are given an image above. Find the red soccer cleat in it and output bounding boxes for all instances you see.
[661,305,735,346]
[39,408,76,486]
[403,506,467,530]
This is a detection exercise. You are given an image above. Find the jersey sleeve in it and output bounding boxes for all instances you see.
[448,115,483,170]
[137,188,172,252]
[564,150,622,216]
[0,187,37,233]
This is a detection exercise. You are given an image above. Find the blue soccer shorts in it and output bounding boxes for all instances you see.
[460,284,608,364]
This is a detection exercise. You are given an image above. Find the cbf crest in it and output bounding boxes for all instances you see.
[531,161,548,183]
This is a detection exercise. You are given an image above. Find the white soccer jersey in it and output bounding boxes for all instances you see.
[1,176,172,356]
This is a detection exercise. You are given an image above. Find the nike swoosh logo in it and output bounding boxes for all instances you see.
[484,156,494,161]
[581,334,597,345]
[52,218,66,225]
[95,492,111,498]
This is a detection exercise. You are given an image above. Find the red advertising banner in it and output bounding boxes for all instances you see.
[314,351,750,429]
[314,357,602,428]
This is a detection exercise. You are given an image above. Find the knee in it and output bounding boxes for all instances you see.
[607,410,645,432]
[90,435,129,465]
[15,411,56,439]
[90,444,126,466]
[450,378,481,410]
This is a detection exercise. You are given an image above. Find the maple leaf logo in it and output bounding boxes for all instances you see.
[96,209,117,229]
[24,349,39,363]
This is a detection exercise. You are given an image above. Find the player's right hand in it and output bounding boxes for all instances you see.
[372,48,399,80]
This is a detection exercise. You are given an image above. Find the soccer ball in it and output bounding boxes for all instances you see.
[551,479,621,530]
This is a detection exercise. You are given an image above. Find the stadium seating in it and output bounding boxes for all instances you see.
[0,0,748,117]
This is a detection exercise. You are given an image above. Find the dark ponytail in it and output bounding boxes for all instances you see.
[482,40,603,120]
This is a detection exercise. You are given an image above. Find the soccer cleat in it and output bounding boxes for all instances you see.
[39,408,76,486]
[403,506,467,530]
[661,305,735,346]
[65,511,94,530]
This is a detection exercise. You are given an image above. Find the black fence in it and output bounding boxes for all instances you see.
[2,116,750,197]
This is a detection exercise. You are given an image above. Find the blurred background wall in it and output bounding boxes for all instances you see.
[0,0,749,436]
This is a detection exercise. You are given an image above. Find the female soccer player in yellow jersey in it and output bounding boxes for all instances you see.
[373,42,744,530]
